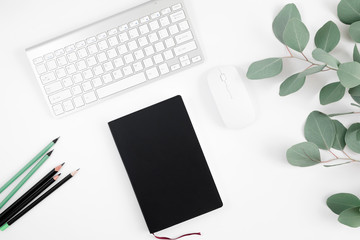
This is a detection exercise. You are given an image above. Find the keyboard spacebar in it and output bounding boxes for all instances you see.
[97,73,147,99]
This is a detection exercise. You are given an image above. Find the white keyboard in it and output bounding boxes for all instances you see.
[26,0,203,117]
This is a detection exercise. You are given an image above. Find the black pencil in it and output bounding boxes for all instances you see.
[0,173,61,227]
[0,169,80,231]
[0,163,64,226]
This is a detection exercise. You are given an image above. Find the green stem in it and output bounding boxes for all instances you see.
[328,112,360,117]
[351,103,360,108]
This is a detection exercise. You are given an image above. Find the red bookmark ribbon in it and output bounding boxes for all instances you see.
[152,232,201,240]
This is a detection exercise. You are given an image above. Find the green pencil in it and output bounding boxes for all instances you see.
[0,150,54,209]
[0,137,59,194]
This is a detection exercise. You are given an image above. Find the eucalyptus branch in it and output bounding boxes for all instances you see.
[351,103,360,108]
[328,111,360,117]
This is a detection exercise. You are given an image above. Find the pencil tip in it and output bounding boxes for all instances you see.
[61,162,65,166]
[71,168,80,176]
[52,137,60,144]
[53,174,61,181]
[55,162,65,171]
[47,150,54,156]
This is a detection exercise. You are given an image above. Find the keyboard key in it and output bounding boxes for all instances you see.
[72,85,82,95]
[92,77,103,87]
[36,64,47,74]
[149,20,160,31]
[175,31,193,44]
[55,49,65,56]
[98,40,109,51]
[108,28,118,35]
[171,64,180,71]
[140,16,150,23]
[83,91,97,103]
[160,16,170,27]
[47,60,57,70]
[112,69,123,80]
[108,36,119,47]
[128,41,138,51]
[63,100,74,111]
[73,73,84,83]
[174,41,197,56]
[114,57,124,68]
[33,57,44,64]
[73,96,84,107]
[153,54,164,64]
[130,20,139,28]
[148,33,158,43]
[165,37,175,48]
[82,81,93,91]
[179,20,189,31]
[107,48,118,59]
[57,56,67,66]
[139,24,149,35]
[179,55,189,62]
[133,62,143,72]
[83,69,94,79]
[146,67,159,79]
[53,104,64,115]
[181,59,191,67]
[159,63,169,74]
[119,32,129,42]
[155,42,165,52]
[119,24,128,32]
[124,53,134,64]
[192,56,202,63]
[117,44,128,55]
[151,12,160,19]
[172,3,182,11]
[144,46,155,56]
[103,73,113,83]
[169,25,179,35]
[158,29,169,39]
[44,81,62,94]
[88,44,98,54]
[41,72,56,84]
[93,65,104,76]
[97,32,107,40]
[76,60,87,70]
[123,66,133,76]
[65,45,76,52]
[163,50,174,60]
[67,52,78,62]
[66,64,77,74]
[77,48,88,58]
[56,68,66,78]
[97,52,107,63]
[170,10,185,23]
[97,73,147,99]
[161,8,171,15]
[76,41,86,48]
[134,49,145,60]
[87,37,96,44]
[103,61,114,71]
[49,89,72,104]
[138,37,148,47]
[44,53,54,60]
[86,56,97,67]
[129,28,139,39]
[63,77,73,87]
[143,58,154,68]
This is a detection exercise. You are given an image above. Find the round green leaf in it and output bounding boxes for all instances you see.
[272,3,301,44]
[286,142,321,167]
[338,0,360,25]
[349,85,360,104]
[304,111,336,150]
[345,123,360,153]
[350,21,360,42]
[337,62,360,88]
[246,58,283,80]
[319,82,345,105]
[332,120,347,150]
[354,45,360,63]
[338,207,360,227]
[327,193,360,215]
[314,21,340,52]
[279,73,306,96]
[312,48,340,69]
[283,19,309,52]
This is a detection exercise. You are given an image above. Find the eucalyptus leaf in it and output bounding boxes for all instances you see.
[354,45,360,63]
[350,21,360,42]
[345,123,360,153]
[319,82,345,105]
[338,0,360,24]
[279,73,306,96]
[286,142,321,167]
[349,85,360,104]
[314,21,340,52]
[337,62,360,88]
[338,207,360,227]
[312,48,340,69]
[246,58,283,80]
[301,65,326,76]
[332,120,347,150]
[272,3,301,44]
[283,18,310,52]
[327,193,360,215]
[304,111,336,150]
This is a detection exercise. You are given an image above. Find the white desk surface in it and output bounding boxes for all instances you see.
[1,0,360,239]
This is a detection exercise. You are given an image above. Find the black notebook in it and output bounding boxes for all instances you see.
[108,96,222,233]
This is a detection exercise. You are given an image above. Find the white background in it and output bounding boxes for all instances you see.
[1,0,360,239]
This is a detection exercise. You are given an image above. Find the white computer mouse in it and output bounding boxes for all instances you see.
[207,66,256,129]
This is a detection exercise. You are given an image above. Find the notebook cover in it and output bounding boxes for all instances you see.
[108,95,223,233]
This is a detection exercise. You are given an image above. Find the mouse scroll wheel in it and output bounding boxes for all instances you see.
[220,73,227,81]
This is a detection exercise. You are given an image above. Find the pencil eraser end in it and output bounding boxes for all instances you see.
[0,223,9,231]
